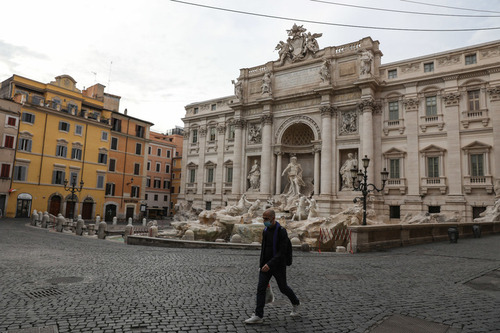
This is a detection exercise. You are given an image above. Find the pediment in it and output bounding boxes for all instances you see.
[383,147,406,156]
[462,141,491,152]
[420,144,446,153]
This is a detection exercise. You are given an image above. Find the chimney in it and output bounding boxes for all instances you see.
[124,108,128,115]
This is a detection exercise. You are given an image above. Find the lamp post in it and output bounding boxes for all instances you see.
[350,155,389,226]
[64,175,84,220]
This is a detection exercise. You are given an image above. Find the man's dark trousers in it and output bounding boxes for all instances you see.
[255,267,299,318]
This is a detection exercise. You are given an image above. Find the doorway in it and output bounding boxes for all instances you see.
[15,193,32,218]
[82,198,94,220]
[49,195,62,216]
[126,206,134,222]
[105,204,117,222]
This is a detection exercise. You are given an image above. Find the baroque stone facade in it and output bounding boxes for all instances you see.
[179,25,500,222]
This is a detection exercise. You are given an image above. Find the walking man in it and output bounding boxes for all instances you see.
[245,209,300,324]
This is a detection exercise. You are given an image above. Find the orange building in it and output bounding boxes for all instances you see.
[145,131,176,218]
[104,110,153,222]
[166,127,184,215]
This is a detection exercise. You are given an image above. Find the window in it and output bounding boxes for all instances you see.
[109,159,116,172]
[145,194,148,200]
[189,169,196,183]
[13,165,27,181]
[226,167,233,183]
[192,129,198,144]
[148,146,152,154]
[101,131,108,141]
[4,135,15,149]
[97,175,105,189]
[194,107,199,114]
[424,62,434,73]
[156,163,161,172]
[465,54,477,65]
[134,163,140,175]
[69,172,79,185]
[166,150,171,158]
[388,101,399,121]
[59,121,70,132]
[211,104,216,111]
[228,124,235,140]
[164,195,168,201]
[75,125,83,136]
[154,179,161,188]
[425,96,437,116]
[470,154,484,177]
[21,112,35,124]
[111,137,118,150]
[6,116,17,127]
[207,168,214,183]
[428,206,441,213]
[71,148,82,160]
[171,187,175,193]
[146,177,151,187]
[56,145,67,158]
[157,148,162,156]
[147,161,151,171]
[389,159,400,178]
[135,143,142,155]
[112,118,121,132]
[1,164,11,178]
[172,173,175,179]
[105,183,115,196]
[389,206,401,219]
[154,194,158,201]
[18,138,32,152]
[468,90,480,111]
[135,125,144,138]
[165,164,170,173]
[131,186,140,198]
[98,152,107,164]
[206,201,212,210]
[52,170,65,185]
[209,127,216,141]
[388,69,397,79]
[427,156,439,178]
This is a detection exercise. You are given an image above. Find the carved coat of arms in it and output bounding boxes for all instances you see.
[275,24,322,66]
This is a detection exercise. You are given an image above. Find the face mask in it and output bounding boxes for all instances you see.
[264,221,271,227]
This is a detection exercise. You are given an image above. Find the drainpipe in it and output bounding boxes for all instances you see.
[38,113,48,185]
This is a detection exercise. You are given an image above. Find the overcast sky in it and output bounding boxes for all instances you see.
[1,0,499,133]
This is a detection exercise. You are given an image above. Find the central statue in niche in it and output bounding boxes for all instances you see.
[282,156,305,197]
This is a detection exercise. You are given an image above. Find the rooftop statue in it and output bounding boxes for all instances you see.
[275,24,322,66]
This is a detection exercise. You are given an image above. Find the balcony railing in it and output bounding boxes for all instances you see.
[383,118,405,135]
[384,178,407,194]
[420,177,447,195]
[461,109,489,128]
[463,175,494,194]
[419,114,444,132]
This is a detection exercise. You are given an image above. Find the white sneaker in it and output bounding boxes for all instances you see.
[290,304,301,317]
[245,314,263,324]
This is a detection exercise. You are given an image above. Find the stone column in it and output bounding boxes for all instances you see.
[275,152,282,194]
[260,114,273,195]
[358,99,375,182]
[319,106,333,195]
[232,119,246,195]
[313,147,320,195]
[197,126,207,195]
[443,91,462,195]
[488,86,500,187]
[179,129,190,199]
[215,123,226,199]
[403,98,420,196]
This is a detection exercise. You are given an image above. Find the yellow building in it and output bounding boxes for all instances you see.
[0,74,114,219]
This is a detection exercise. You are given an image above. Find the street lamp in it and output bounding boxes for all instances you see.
[350,155,389,226]
[64,175,84,219]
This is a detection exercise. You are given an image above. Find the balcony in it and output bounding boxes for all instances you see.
[223,182,232,194]
[383,118,405,135]
[384,178,407,194]
[204,182,216,194]
[463,175,494,194]
[186,182,197,194]
[420,177,447,195]
[461,109,489,128]
[419,114,444,132]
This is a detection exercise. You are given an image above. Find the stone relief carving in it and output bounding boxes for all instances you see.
[437,55,460,66]
[232,78,243,101]
[261,72,272,95]
[443,92,461,106]
[339,111,358,135]
[319,60,331,83]
[480,46,500,58]
[248,123,262,144]
[198,126,207,137]
[247,160,261,191]
[401,63,420,73]
[275,24,322,66]
[487,86,500,100]
[359,51,373,75]
[216,123,226,134]
[403,98,419,111]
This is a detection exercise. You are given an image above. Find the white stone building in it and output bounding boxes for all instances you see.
[179,25,500,222]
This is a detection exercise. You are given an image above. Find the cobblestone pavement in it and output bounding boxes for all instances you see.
[0,219,499,333]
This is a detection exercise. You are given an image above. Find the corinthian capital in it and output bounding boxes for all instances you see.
[357,98,377,113]
[319,105,336,117]
[233,118,247,128]
[260,114,273,125]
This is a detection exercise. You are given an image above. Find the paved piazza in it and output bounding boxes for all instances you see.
[0,219,498,333]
